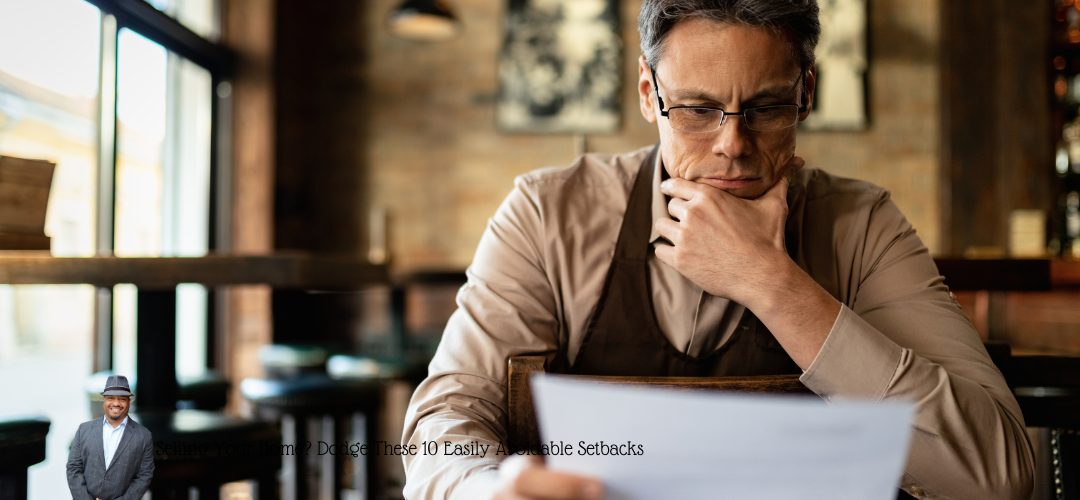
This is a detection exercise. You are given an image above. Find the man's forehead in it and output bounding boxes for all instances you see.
[657,19,800,76]
[655,20,801,102]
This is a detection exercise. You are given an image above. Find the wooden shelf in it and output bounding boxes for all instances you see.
[933,258,1080,291]
[0,253,388,290]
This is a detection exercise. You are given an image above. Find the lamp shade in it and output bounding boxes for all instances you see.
[388,0,459,41]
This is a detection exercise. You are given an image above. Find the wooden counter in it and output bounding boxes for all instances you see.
[0,252,388,412]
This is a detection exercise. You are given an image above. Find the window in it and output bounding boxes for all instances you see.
[0,1,226,497]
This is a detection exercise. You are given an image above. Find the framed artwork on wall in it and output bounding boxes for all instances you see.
[496,0,621,133]
[803,0,869,130]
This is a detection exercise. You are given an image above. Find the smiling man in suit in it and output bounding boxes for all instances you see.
[66,375,154,500]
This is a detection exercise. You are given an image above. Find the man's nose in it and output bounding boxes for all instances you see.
[711,114,753,158]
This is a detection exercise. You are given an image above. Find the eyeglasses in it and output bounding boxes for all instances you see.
[650,66,807,133]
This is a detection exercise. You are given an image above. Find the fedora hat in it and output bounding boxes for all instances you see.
[101,375,134,398]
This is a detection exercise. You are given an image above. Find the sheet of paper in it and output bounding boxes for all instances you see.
[531,375,914,500]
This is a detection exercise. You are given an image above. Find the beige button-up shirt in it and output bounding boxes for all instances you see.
[402,146,1034,500]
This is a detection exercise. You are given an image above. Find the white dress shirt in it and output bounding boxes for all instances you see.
[102,415,128,470]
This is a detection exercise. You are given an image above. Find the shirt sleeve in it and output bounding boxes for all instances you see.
[799,193,1035,499]
[401,177,561,499]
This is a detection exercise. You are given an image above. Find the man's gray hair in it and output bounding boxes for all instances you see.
[638,0,820,71]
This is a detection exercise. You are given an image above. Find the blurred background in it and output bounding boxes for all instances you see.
[0,0,1078,499]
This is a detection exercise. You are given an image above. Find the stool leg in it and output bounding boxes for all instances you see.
[351,413,366,499]
[0,470,28,500]
[334,415,346,500]
[319,415,342,500]
[198,484,221,500]
[365,408,380,500]
[282,414,308,500]
[254,472,279,500]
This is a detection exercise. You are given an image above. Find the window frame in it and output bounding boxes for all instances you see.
[83,0,235,373]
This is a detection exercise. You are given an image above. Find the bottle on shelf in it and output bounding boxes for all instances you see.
[1055,113,1080,258]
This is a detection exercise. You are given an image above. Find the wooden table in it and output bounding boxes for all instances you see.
[0,253,388,411]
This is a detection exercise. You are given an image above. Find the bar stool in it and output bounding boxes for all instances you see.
[0,416,49,500]
[242,370,388,500]
[139,409,281,499]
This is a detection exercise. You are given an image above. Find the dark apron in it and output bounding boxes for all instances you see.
[548,146,917,500]
[552,146,800,376]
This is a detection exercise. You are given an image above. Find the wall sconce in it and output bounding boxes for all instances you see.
[388,0,460,41]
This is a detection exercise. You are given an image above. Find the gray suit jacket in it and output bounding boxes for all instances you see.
[66,417,154,500]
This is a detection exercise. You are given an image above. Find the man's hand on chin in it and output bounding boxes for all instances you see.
[494,455,604,500]
[653,156,803,307]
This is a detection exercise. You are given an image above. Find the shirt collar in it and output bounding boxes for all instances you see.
[103,415,129,430]
[648,151,667,245]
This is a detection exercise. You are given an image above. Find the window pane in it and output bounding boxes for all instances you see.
[116,29,167,258]
[114,28,212,381]
[0,0,100,255]
[0,1,100,499]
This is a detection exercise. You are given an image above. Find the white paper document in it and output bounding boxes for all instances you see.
[531,375,915,500]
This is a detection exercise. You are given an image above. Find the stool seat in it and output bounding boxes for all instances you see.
[0,416,50,500]
[241,373,384,417]
[0,416,50,469]
[177,373,230,410]
[260,344,329,378]
[135,410,280,498]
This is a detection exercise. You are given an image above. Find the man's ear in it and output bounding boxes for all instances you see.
[638,55,657,124]
[798,64,816,120]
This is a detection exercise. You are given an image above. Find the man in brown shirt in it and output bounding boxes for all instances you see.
[402,1,1034,499]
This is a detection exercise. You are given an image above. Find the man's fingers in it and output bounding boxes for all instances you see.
[499,455,543,482]
[653,217,680,245]
[654,243,675,268]
[667,197,689,221]
[659,176,699,201]
[513,466,604,499]
[498,455,604,500]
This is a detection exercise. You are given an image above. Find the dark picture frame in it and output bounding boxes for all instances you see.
[496,0,622,133]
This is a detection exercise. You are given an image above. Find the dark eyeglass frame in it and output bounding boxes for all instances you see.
[649,65,808,133]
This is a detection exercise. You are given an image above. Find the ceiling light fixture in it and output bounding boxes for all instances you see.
[388,0,460,42]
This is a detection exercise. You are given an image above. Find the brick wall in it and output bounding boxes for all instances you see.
[362,0,941,271]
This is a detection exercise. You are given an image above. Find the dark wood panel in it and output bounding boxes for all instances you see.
[939,0,1052,255]
[274,0,371,254]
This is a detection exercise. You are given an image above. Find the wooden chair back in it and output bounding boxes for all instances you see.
[506,355,813,452]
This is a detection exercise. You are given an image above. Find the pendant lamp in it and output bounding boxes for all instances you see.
[388,0,459,41]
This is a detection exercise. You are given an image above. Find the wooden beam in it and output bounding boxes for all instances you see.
[0,254,387,289]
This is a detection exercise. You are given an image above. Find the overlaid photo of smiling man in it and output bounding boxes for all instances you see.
[0,1,1077,499]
